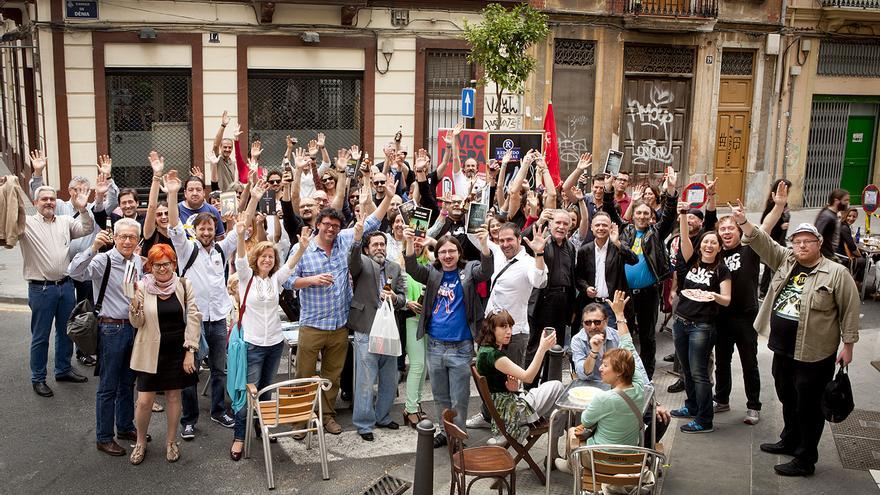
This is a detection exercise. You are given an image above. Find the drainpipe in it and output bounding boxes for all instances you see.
[781,66,800,180]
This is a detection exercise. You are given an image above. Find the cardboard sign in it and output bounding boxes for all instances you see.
[488,131,545,192]
[682,182,708,209]
[863,184,879,214]
[435,128,489,197]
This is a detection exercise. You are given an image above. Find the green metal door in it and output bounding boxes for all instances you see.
[841,115,876,205]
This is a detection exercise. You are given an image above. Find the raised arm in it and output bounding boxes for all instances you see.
[143,151,165,239]
[760,181,788,233]
[450,121,464,174]
[436,132,453,179]
[286,226,312,270]
[505,150,534,219]
[212,111,229,156]
[678,201,694,262]
[165,170,182,230]
[563,152,592,203]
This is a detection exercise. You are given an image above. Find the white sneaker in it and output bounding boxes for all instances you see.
[486,435,505,446]
[554,458,572,474]
[744,409,760,425]
[466,413,491,429]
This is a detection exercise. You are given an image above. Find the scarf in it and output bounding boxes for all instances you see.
[141,273,178,297]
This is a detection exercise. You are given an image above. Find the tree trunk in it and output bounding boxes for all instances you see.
[496,85,503,130]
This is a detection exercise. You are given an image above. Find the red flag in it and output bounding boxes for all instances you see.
[543,102,561,186]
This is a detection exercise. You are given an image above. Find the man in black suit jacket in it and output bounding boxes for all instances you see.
[575,211,638,329]
[348,227,406,442]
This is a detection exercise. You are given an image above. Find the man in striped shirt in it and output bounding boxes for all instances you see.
[289,178,397,435]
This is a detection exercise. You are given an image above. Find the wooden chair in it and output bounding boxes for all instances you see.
[244,377,332,489]
[470,364,549,484]
[441,409,517,495]
[570,444,666,494]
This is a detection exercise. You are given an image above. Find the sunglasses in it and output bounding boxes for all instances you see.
[373,180,386,186]
[268,179,282,185]
[156,211,169,217]
[582,319,605,327]
[322,177,334,183]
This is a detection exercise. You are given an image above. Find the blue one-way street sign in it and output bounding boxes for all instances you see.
[461,88,475,119]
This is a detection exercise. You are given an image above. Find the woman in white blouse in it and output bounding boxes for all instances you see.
[229,217,311,460]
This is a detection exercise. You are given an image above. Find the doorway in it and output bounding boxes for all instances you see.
[714,51,754,204]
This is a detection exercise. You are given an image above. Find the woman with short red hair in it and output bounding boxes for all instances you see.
[128,243,202,465]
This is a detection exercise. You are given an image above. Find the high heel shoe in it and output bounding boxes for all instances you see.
[403,411,421,428]
[230,441,243,461]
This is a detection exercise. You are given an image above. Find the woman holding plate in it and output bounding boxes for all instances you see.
[670,202,731,434]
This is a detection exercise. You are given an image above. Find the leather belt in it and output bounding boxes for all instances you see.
[594,297,609,303]
[28,276,70,286]
[98,318,130,325]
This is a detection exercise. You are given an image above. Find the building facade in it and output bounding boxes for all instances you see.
[0,0,877,208]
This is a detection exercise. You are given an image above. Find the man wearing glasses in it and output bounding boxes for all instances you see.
[612,171,631,214]
[69,218,144,456]
[289,178,398,435]
[735,185,858,477]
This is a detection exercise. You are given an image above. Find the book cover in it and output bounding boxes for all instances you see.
[467,202,489,234]
[410,206,432,238]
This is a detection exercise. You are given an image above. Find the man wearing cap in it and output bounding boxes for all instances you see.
[733,183,858,477]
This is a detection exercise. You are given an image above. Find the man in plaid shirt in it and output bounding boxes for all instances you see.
[289,178,397,435]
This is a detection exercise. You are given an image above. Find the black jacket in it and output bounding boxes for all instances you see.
[575,239,638,309]
[603,189,678,283]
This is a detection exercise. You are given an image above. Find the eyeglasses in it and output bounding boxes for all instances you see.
[373,180,386,186]
[116,234,139,242]
[792,239,819,247]
[320,222,341,230]
[268,179,282,185]
[155,211,169,217]
[582,319,605,327]
[152,261,174,270]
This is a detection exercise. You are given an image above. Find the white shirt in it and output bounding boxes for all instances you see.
[484,241,548,335]
[169,221,237,322]
[236,257,292,346]
[452,170,487,198]
[594,240,609,299]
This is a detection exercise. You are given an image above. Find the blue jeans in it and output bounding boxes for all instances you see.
[352,332,398,434]
[181,320,230,426]
[426,336,473,431]
[672,318,716,427]
[28,280,75,382]
[234,341,284,440]
[96,322,136,442]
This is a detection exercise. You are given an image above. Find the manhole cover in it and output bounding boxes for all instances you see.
[362,474,411,495]
[832,435,880,471]
[830,409,880,439]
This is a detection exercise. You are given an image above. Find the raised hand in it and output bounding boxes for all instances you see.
[706,176,718,196]
[414,149,429,171]
[502,148,513,166]
[443,131,453,147]
[234,213,248,236]
[250,140,263,161]
[452,121,464,136]
[772,181,788,206]
[521,149,536,167]
[71,184,90,212]
[663,166,677,193]
[191,165,204,180]
[609,290,630,317]
[610,223,620,246]
[294,148,310,170]
[29,150,47,175]
[221,110,230,127]
[296,226,313,252]
[353,211,365,241]
[383,177,399,197]
[336,149,351,171]
[577,152,593,171]
[572,186,585,201]
[97,154,112,176]
[307,140,319,158]
[95,173,110,196]
[350,144,362,161]
[251,179,269,198]
[383,143,395,163]
[525,223,548,254]
[474,226,490,251]
[92,230,112,252]
[316,132,326,149]
[163,170,181,195]
[205,150,220,168]
[233,123,243,140]
[149,151,165,176]
[285,135,294,153]
[729,199,747,225]
[631,183,646,202]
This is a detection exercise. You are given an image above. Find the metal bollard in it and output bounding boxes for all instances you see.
[412,419,436,495]
[547,344,564,382]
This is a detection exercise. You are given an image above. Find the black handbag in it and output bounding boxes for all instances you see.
[278,288,300,322]
[822,365,854,423]
[66,262,112,355]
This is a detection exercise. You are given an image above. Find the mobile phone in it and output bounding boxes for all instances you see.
[603,149,624,176]
[543,327,555,338]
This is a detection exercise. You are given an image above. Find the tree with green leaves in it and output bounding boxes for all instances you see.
[462,3,549,129]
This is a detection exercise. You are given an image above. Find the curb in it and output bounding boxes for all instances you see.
[0,296,28,306]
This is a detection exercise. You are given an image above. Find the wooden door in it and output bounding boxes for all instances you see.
[714,54,754,204]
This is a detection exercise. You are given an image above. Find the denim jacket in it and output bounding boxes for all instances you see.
[742,227,859,362]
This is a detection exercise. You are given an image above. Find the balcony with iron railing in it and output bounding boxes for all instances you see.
[610,0,719,32]
[821,0,880,8]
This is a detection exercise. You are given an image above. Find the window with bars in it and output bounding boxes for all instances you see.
[818,40,880,78]
[721,51,754,76]
[106,70,192,189]
[552,39,596,177]
[247,70,362,168]
[423,50,475,154]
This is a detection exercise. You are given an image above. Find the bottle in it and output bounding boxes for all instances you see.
[855,227,861,244]
[383,277,392,292]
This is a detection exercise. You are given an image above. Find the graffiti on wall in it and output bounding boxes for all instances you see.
[558,114,590,165]
[626,85,675,168]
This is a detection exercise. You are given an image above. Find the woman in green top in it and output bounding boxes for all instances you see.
[557,290,647,472]
[475,309,564,460]
[400,237,432,427]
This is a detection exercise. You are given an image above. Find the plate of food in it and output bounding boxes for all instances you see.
[568,386,602,405]
[681,289,715,302]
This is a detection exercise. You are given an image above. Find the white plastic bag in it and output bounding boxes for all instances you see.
[369,300,402,357]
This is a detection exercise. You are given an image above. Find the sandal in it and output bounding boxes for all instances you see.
[230,440,244,461]
[403,411,421,428]
[166,442,180,463]
[152,401,164,413]
[130,443,146,465]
